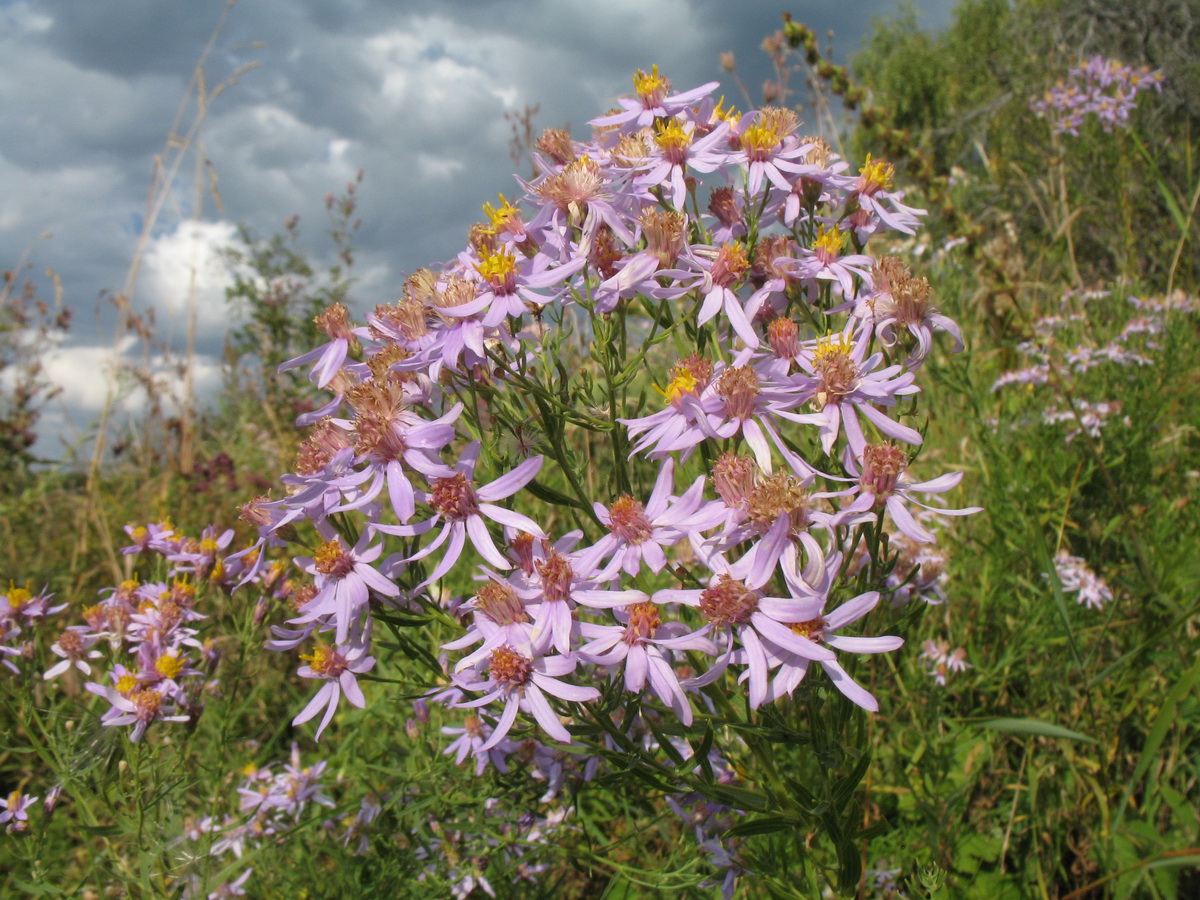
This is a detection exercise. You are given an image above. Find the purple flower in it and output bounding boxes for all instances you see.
[0,788,37,833]
[757,585,903,712]
[292,640,376,740]
[454,646,598,748]
[442,713,519,775]
[379,442,545,589]
[575,457,722,581]
[654,538,836,710]
[278,302,371,389]
[578,600,715,726]
[588,66,718,130]
[795,331,921,456]
[291,527,399,645]
[43,626,102,680]
[85,668,189,742]
[837,443,982,543]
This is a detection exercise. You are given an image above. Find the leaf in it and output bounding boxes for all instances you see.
[11,882,63,896]
[725,815,798,838]
[1148,854,1200,870]
[976,717,1097,743]
[524,479,583,510]
[706,783,770,812]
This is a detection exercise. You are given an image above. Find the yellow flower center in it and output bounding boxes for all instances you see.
[116,674,139,695]
[633,64,669,102]
[475,245,517,285]
[654,120,691,153]
[858,154,894,193]
[482,194,520,233]
[155,653,185,680]
[813,224,847,258]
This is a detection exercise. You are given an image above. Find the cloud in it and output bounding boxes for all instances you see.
[138,219,243,352]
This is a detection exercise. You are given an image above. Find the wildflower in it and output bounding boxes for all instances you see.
[589,65,719,130]
[578,601,716,725]
[796,331,921,456]
[575,457,722,580]
[455,645,599,747]
[0,788,37,833]
[730,106,808,194]
[291,528,399,645]
[920,639,971,686]
[782,223,874,304]
[863,257,963,366]
[837,443,982,543]
[86,669,189,742]
[849,154,925,237]
[1053,551,1113,609]
[654,536,837,709]
[758,584,903,711]
[43,626,103,680]
[442,713,519,775]
[378,441,545,589]
[667,241,761,347]
[292,640,376,740]
[278,302,371,389]
[635,118,731,209]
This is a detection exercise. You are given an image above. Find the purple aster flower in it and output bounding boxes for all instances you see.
[278,302,372,389]
[292,640,376,740]
[588,65,719,130]
[654,538,836,710]
[378,441,545,590]
[454,645,599,748]
[795,331,921,456]
[849,155,925,237]
[43,626,103,680]
[858,257,963,367]
[85,668,189,742]
[756,582,903,712]
[444,574,537,670]
[633,118,731,209]
[728,106,810,195]
[574,457,722,581]
[1053,550,1113,609]
[442,713,519,776]
[290,526,399,645]
[578,599,715,726]
[836,443,982,543]
[0,788,37,833]
[782,223,874,305]
[664,242,761,347]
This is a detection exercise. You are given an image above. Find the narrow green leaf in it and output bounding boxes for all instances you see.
[725,815,798,838]
[706,783,770,812]
[976,717,1097,743]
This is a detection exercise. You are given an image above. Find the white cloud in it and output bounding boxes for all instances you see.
[138,219,244,345]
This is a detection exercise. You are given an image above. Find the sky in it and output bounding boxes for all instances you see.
[0,0,954,460]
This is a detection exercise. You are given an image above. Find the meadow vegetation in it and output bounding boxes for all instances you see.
[1,2,1197,897]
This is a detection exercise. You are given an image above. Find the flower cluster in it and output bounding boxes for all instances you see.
[991,287,1192,446]
[1053,550,1113,610]
[29,521,261,743]
[253,70,975,849]
[919,639,971,686]
[1031,55,1164,135]
[415,802,571,899]
[179,743,333,898]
